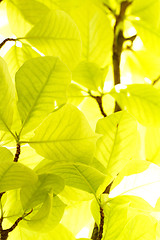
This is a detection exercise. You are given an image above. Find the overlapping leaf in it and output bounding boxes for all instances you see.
[35,160,106,195]
[70,3,113,67]
[29,104,97,163]
[67,83,87,106]
[61,200,92,235]
[110,84,160,126]
[103,195,156,240]
[27,194,66,232]
[145,127,160,166]
[9,224,75,240]
[116,215,156,240]
[110,161,160,205]
[7,0,49,35]
[16,56,71,133]
[0,161,37,192]
[20,173,64,211]
[0,147,13,162]
[72,61,107,91]
[129,0,160,55]
[0,57,15,132]
[24,10,82,68]
[4,43,40,80]
[95,111,139,180]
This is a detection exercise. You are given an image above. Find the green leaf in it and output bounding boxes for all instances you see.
[6,0,49,36]
[110,161,160,204]
[20,173,64,211]
[16,56,71,134]
[26,194,66,232]
[35,160,106,195]
[103,195,156,240]
[61,200,92,236]
[122,50,160,84]
[145,127,160,166]
[0,147,13,162]
[103,201,129,240]
[129,0,160,55]
[110,84,160,126]
[59,185,93,202]
[70,3,113,67]
[3,190,24,222]
[0,57,15,132]
[67,83,87,106]
[24,10,82,68]
[0,162,37,192]
[36,0,85,11]
[4,43,40,80]
[95,111,139,179]
[28,104,97,164]
[110,160,151,191]
[9,224,75,240]
[72,61,108,91]
[116,215,156,240]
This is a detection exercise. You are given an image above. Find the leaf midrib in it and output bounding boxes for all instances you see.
[19,58,58,134]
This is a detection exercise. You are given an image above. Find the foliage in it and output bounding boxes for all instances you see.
[0,0,160,239]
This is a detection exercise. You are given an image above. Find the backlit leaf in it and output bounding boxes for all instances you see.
[129,0,160,55]
[35,160,106,195]
[16,56,71,134]
[72,61,107,91]
[95,111,139,179]
[24,10,82,68]
[145,127,160,166]
[29,104,97,164]
[7,0,49,36]
[0,57,15,132]
[27,194,66,232]
[0,162,37,192]
[116,215,156,240]
[70,3,113,67]
[4,43,40,80]
[20,173,64,211]
[110,84,160,126]
[9,224,75,240]
[0,147,13,162]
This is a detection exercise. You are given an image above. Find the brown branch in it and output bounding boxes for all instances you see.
[13,143,21,162]
[0,192,4,201]
[97,207,104,240]
[92,2,134,240]
[91,223,99,239]
[152,75,160,85]
[112,1,133,112]
[0,209,33,240]
[90,94,107,117]
[0,38,17,49]
[103,2,115,14]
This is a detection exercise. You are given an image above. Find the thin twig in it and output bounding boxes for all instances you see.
[0,209,33,240]
[0,38,17,49]
[90,94,107,117]
[103,2,115,14]
[152,75,160,85]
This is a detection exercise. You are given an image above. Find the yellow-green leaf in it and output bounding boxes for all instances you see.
[24,10,82,69]
[16,56,71,134]
[28,104,97,164]
[110,84,160,126]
